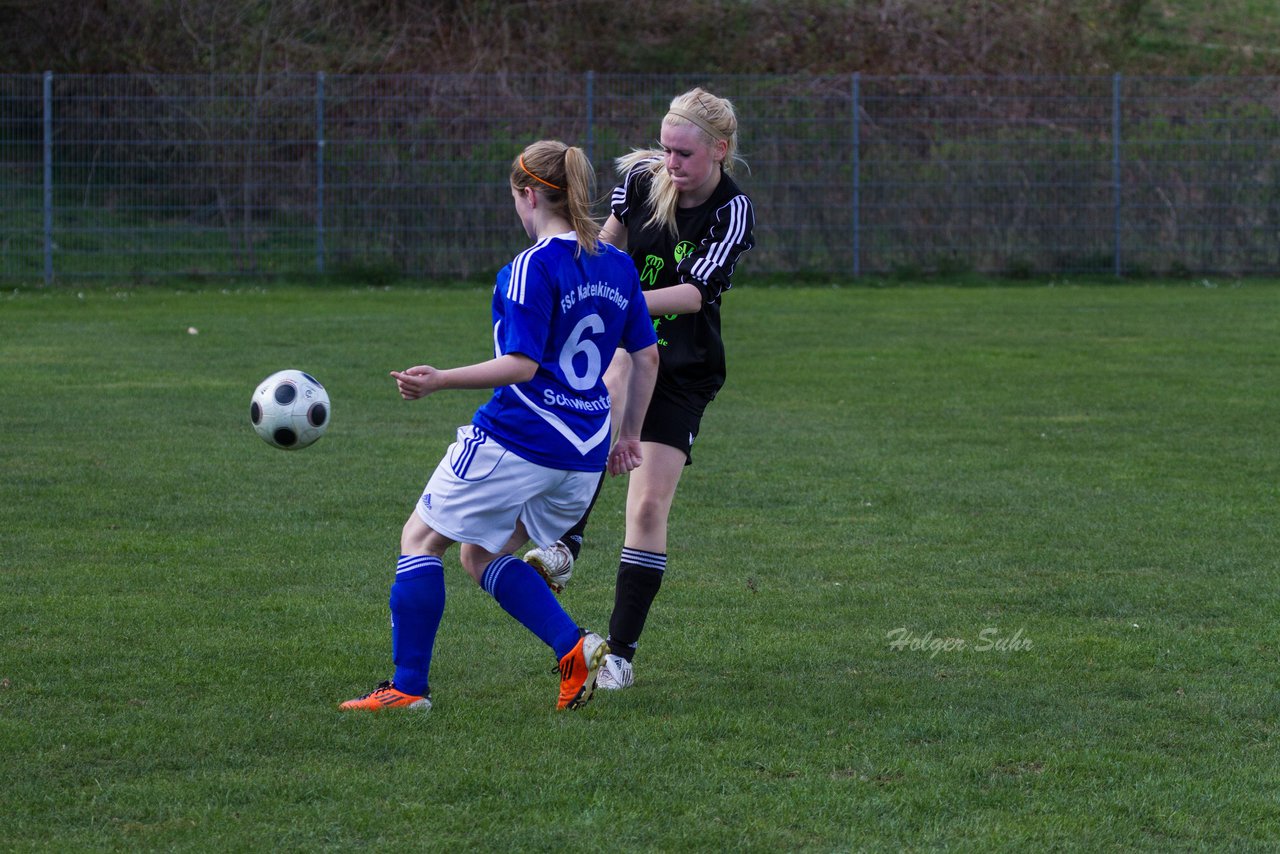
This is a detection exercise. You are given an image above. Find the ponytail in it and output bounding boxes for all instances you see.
[511,140,602,256]
[562,147,601,255]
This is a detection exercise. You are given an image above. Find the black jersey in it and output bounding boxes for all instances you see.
[611,161,755,409]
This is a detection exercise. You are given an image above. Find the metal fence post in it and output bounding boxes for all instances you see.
[1112,73,1122,277]
[852,72,861,278]
[316,71,326,275]
[585,70,595,167]
[43,71,53,285]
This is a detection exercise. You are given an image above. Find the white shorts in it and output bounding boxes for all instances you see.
[415,425,601,554]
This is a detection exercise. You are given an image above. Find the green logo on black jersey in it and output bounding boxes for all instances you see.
[652,312,677,347]
[640,254,663,286]
[674,241,696,263]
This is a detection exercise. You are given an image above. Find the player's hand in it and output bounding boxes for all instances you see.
[390,365,441,400]
[608,436,643,476]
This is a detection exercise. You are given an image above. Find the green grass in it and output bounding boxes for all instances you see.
[2,280,1277,850]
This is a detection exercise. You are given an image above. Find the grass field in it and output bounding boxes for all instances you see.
[2,280,1277,850]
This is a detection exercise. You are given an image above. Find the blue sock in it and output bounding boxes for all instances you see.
[390,555,446,697]
[481,555,581,659]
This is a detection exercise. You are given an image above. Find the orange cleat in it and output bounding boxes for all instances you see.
[557,631,608,711]
[339,680,431,712]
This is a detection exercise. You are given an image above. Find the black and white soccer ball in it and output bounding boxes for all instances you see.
[249,369,331,450]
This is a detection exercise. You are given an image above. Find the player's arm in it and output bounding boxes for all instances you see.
[391,354,538,400]
[600,214,627,250]
[640,282,703,316]
[607,343,659,476]
[603,162,648,250]
[665,194,756,312]
[632,196,756,317]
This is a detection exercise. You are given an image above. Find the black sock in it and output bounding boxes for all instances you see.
[561,470,605,560]
[607,549,666,661]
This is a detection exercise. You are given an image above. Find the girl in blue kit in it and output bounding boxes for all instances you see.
[340,139,659,713]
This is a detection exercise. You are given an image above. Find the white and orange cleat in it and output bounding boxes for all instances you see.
[339,680,431,712]
[556,632,607,710]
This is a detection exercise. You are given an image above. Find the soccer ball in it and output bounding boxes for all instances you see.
[249,369,331,450]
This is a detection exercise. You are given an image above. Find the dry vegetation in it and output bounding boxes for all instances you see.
[4,0,1276,76]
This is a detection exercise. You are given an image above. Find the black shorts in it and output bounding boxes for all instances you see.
[640,385,711,465]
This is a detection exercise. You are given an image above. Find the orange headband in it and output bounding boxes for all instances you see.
[519,155,565,191]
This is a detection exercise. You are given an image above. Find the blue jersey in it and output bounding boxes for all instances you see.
[472,233,656,472]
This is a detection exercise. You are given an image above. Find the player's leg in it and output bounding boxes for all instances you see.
[601,441,687,687]
[463,466,609,709]
[462,542,581,658]
[342,425,495,713]
[496,519,531,562]
[339,510,450,712]
[461,462,598,648]
[602,383,701,686]
[461,541,603,709]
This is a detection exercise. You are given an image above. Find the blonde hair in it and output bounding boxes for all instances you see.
[616,88,742,237]
[511,139,601,255]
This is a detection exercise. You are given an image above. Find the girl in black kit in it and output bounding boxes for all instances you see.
[526,88,756,690]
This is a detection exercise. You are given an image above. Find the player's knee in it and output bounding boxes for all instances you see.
[400,520,428,553]
[604,349,632,388]
[457,546,489,584]
[628,493,671,535]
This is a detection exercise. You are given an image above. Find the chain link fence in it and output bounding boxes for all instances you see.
[2,73,1279,282]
